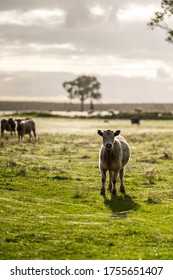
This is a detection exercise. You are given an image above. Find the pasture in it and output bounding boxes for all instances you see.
[0,117,173,260]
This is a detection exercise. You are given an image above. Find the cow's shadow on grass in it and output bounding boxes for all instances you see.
[103,193,140,216]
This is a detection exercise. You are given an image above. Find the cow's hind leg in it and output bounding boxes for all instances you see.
[29,132,32,141]
[119,168,125,194]
[33,128,37,140]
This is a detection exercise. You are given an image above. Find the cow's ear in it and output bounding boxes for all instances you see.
[97,130,103,137]
[114,130,120,136]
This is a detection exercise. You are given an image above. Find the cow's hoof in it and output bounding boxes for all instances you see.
[111,189,116,195]
[108,184,112,192]
[120,187,125,194]
[100,189,105,196]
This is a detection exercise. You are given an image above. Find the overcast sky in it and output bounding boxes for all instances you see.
[0,0,173,104]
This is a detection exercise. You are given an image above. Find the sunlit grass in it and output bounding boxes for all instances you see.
[0,118,173,259]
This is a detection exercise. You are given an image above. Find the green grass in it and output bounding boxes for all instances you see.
[0,118,173,260]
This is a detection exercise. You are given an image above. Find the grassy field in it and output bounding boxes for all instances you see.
[0,117,173,260]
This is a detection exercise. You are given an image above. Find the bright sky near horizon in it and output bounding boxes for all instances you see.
[0,0,173,104]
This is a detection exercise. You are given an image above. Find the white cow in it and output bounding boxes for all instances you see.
[97,129,130,196]
[16,119,37,142]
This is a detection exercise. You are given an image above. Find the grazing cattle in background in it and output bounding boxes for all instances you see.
[16,118,37,142]
[1,118,16,137]
[97,129,130,196]
[131,116,140,125]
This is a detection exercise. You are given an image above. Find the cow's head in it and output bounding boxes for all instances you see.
[97,129,120,150]
[15,119,23,132]
[15,119,22,124]
[7,118,15,126]
[5,118,15,129]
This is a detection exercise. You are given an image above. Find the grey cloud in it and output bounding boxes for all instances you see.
[0,14,169,58]
[0,0,64,10]
[0,0,131,29]
[99,74,173,103]
[156,68,172,80]
[1,71,172,103]
[0,72,75,100]
[0,0,172,104]
[0,0,122,10]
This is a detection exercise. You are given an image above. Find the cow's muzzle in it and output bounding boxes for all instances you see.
[105,143,112,150]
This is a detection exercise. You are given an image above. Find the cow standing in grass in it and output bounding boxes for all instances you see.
[1,118,16,137]
[131,116,140,125]
[16,119,37,142]
[97,129,130,196]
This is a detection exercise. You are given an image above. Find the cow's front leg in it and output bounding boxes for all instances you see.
[1,129,4,138]
[108,170,113,192]
[112,170,119,195]
[100,168,106,196]
[29,132,32,142]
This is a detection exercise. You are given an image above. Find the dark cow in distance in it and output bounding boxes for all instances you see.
[131,116,140,125]
[1,118,16,137]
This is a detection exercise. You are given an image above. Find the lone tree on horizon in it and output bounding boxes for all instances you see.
[63,75,102,111]
[148,0,173,43]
